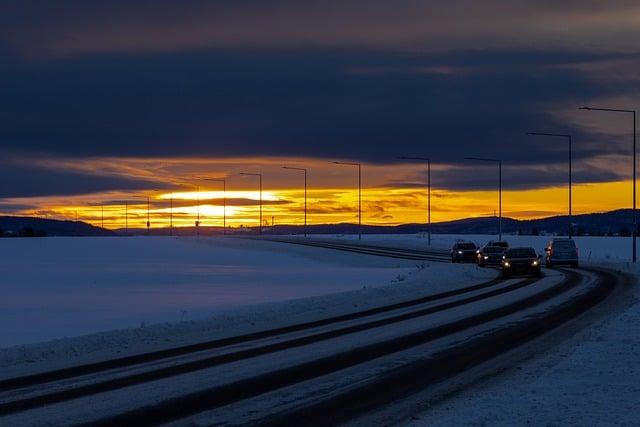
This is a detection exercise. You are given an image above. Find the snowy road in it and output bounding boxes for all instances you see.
[0,240,619,426]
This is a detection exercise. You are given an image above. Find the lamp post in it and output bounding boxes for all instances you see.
[146,195,151,235]
[332,161,362,240]
[169,192,173,236]
[240,172,263,235]
[580,106,637,262]
[205,178,227,235]
[195,186,200,237]
[465,157,503,241]
[399,156,432,246]
[282,166,308,237]
[527,132,573,238]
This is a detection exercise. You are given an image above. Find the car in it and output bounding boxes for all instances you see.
[502,247,541,278]
[477,245,507,267]
[450,241,478,263]
[544,238,579,268]
[486,240,509,249]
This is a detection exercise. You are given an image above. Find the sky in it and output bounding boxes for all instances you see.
[1,1,639,228]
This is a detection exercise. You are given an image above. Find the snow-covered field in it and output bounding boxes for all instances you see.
[0,236,422,348]
[0,236,493,362]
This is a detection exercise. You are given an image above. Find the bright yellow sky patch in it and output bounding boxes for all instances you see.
[9,179,634,230]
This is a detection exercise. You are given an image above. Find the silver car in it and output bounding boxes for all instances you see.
[544,238,579,268]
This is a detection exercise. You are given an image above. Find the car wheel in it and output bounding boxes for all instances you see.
[502,271,510,279]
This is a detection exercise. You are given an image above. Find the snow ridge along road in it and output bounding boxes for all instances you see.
[0,242,618,426]
[262,237,452,262]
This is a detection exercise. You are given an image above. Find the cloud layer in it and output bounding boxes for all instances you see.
[1,1,639,198]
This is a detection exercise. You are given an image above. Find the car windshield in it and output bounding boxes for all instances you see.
[506,248,536,258]
[458,243,476,250]
[484,247,504,253]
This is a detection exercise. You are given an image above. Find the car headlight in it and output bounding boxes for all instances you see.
[484,256,489,260]
[532,260,539,266]
[504,261,510,267]
[457,250,463,254]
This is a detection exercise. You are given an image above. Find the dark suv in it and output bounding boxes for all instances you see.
[451,241,478,263]
[544,238,579,268]
[502,247,541,278]
[477,245,507,267]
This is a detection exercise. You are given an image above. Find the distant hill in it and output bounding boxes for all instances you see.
[406,209,635,236]
[1,209,635,237]
[261,209,636,236]
[0,216,115,237]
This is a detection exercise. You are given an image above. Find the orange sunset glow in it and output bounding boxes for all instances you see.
[5,172,636,230]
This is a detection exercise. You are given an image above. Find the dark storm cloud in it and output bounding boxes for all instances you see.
[3,1,640,56]
[1,0,640,195]
[0,47,635,165]
[92,198,291,208]
[0,202,37,212]
[0,162,159,198]
[386,161,627,191]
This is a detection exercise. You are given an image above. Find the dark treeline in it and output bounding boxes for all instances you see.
[0,209,636,237]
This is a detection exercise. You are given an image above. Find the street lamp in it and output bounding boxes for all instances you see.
[204,178,227,235]
[195,185,200,237]
[282,166,308,237]
[240,172,263,235]
[527,132,573,238]
[398,156,432,246]
[332,161,362,240]
[146,195,151,234]
[169,192,173,236]
[465,157,503,241]
[580,106,637,262]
